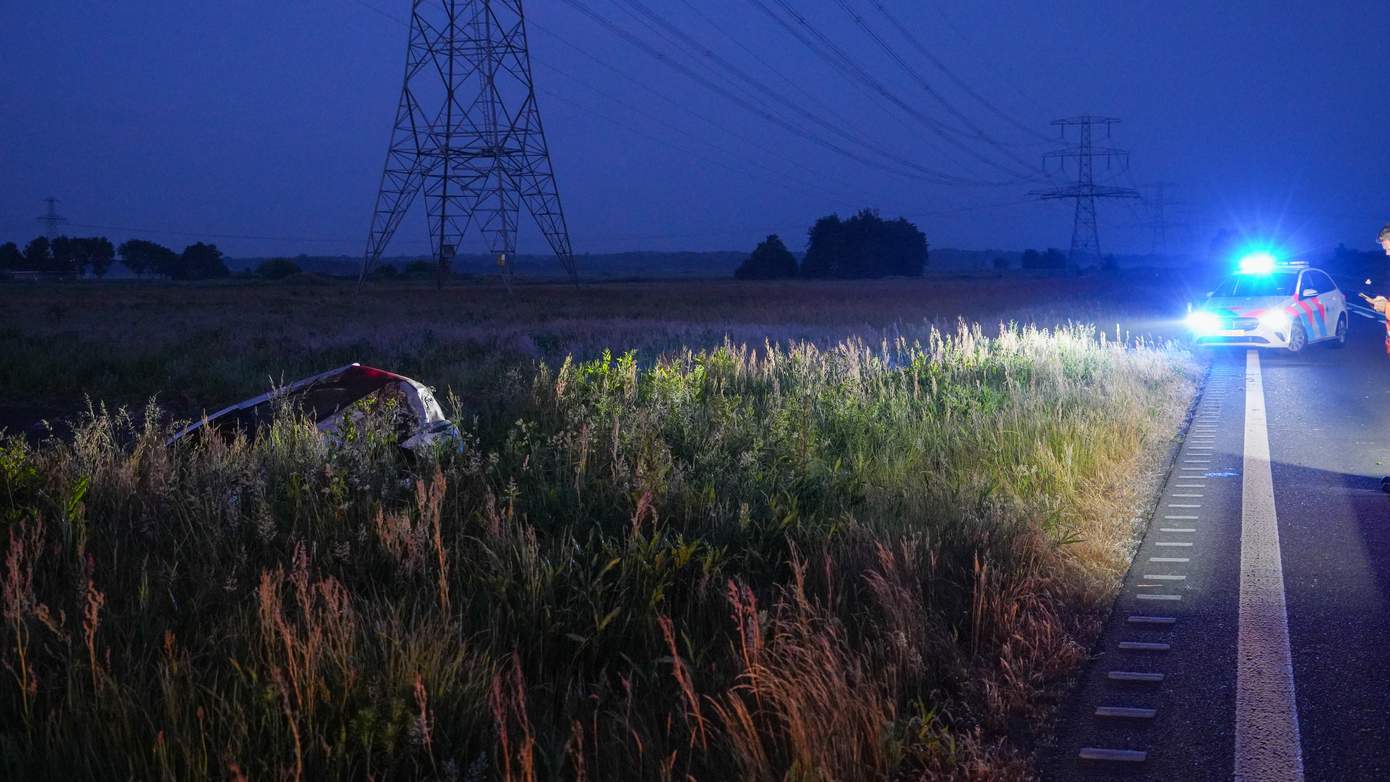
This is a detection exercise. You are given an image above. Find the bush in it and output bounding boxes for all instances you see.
[255,258,303,280]
[733,234,798,280]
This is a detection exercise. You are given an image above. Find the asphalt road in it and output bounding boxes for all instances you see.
[1041,307,1390,781]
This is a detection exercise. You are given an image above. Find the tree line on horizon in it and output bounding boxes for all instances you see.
[734,209,929,280]
[0,235,231,280]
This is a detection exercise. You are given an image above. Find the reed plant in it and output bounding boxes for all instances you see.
[1,323,1196,780]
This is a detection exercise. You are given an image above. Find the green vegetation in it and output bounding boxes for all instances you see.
[0,296,1197,779]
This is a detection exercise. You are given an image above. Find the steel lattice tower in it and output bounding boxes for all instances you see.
[38,197,66,239]
[362,0,576,285]
[1032,116,1138,269]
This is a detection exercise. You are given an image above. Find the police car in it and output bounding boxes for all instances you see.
[1186,254,1348,352]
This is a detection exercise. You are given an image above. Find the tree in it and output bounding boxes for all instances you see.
[800,209,927,279]
[52,236,116,277]
[118,239,179,278]
[83,237,116,277]
[0,242,21,271]
[175,242,229,280]
[22,237,51,271]
[991,255,1009,271]
[255,257,303,280]
[734,234,798,280]
[50,237,78,275]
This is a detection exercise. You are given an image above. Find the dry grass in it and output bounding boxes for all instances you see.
[0,277,1199,779]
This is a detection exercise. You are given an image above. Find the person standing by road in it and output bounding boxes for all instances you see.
[1368,224,1390,492]
[1366,224,1390,354]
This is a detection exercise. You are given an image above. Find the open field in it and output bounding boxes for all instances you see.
[1,275,1199,779]
[0,274,1199,420]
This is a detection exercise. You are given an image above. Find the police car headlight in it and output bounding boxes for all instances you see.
[1258,311,1291,332]
[1186,311,1221,334]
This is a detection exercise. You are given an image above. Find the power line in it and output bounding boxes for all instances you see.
[672,0,888,144]
[342,1,894,220]
[536,86,876,208]
[857,0,1053,144]
[528,20,885,200]
[744,0,1042,183]
[557,0,1010,187]
[826,0,1052,179]
[609,0,997,186]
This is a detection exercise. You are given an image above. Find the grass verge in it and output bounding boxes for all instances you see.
[1,323,1196,780]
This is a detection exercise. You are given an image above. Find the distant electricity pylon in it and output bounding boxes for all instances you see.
[361,0,576,287]
[1140,181,1183,255]
[1032,116,1139,268]
[37,197,66,239]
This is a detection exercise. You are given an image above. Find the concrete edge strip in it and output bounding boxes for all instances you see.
[1234,349,1305,781]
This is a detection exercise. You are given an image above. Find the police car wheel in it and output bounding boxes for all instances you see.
[1328,315,1348,348]
[1287,323,1307,353]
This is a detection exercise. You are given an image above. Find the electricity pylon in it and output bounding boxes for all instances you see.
[361,0,576,287]
[1032,116,1139,269]
[38,197,66,239]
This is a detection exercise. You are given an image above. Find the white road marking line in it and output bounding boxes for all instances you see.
[1165,515,1199,520]
[1119,641,1170,651]
[1173,493,1205,497]
[1235,349,1304,781]
[1143,574,1187,581]
[1176,484,1206,489]
[1128,615,1176,625]
[1149,557,1189,563]
[1096,706,1157,719]
[1156,542,1192,547]
[1160,527,1196,532]
[1079,747,1147,763]
[1138,593,1182,600]
[1168,503,1202,508]
[1109,670,1164,682]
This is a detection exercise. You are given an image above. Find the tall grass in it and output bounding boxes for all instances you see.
[0,323,1196,780]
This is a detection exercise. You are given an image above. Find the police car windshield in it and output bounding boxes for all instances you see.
[1211,273,1298,298]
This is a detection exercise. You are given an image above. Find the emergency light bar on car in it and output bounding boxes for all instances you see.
[1236,252,1307,276]
[1237,252,1277,275]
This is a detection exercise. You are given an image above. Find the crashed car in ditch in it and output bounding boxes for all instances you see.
[168,363,460,451]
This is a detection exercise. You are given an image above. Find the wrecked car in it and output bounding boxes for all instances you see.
[168,363,460,451]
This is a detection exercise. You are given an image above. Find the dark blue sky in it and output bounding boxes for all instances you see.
[3,1,1387,259]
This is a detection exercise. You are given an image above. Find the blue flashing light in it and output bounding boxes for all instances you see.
[1237,251,1278,275]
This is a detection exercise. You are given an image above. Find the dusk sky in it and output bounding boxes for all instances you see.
[3,1,1388,260]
